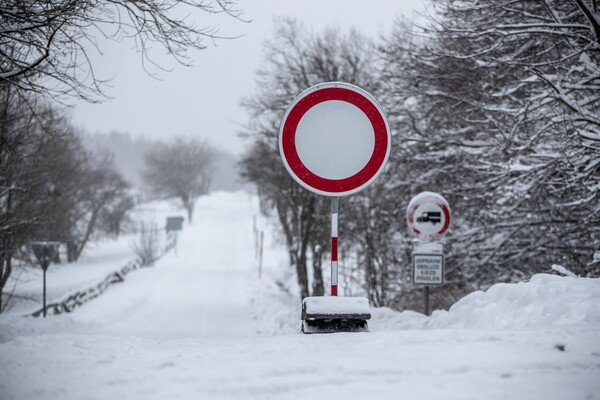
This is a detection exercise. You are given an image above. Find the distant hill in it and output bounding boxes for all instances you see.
[83,131,245,192]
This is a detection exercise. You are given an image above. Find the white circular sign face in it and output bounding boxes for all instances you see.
[407,192,452,240]
[295,100,375,180]
[279,82,391,197]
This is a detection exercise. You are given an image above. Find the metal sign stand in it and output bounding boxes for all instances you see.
[279,82,391,334]
[258,231,264,279]
[424,286,430,316]
[407,192,451,317]
[166,216,184,257]
[174,232,178,257]
[31,242,60,318]
[412,241,444,316]
[43,268,47,317]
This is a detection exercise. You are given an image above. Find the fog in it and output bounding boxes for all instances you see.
[72,0,427,155]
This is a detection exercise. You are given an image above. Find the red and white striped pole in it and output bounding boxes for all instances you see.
[331,197,339,296]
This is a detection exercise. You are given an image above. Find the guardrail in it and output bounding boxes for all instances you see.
[30,232,177,317]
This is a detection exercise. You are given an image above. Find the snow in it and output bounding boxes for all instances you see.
[551,264,578,277]
[303,296,370,316]
[4,198,185,316]
[508,161,534,171]
[1,190,599,400]
[425,274,600,330]
[413,240,443,253]
[5,235,137,315]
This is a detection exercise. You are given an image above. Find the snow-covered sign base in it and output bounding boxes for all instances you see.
[302,296,371,319]
[302,297,371,334]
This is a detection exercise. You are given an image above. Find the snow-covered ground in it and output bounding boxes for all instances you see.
[3,198,187,316]
[1,191,599,400]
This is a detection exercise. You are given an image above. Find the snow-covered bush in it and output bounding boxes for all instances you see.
[131,220,161,266]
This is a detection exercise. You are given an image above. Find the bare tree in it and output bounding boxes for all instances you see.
[0,90,134,310]
[61,155,131,262]
[100,195,135,237]
[0,0,244,102]
[143,137,216,222]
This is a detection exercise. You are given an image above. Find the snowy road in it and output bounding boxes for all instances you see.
[1,191,599,400]
[2,327,599,400]
[76,192,259,338]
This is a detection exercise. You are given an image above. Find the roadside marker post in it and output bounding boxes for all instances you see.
[406,192,452,315]
[258,230,264,279]
[279,82,391,333]
[31,242,60,318]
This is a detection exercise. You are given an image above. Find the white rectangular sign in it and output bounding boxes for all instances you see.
[413,253,444,285]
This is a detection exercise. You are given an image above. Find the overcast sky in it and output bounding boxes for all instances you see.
[72,0,427,155]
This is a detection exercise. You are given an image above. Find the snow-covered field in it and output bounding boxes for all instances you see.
[1,191,599,400]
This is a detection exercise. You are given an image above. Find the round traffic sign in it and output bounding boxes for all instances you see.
[279,82,391,196]
[407,192,452,240]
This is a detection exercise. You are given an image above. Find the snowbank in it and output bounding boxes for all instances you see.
[3,273,598,342]
[369,274,600,332]
[0,314,97,343]
[426,274,600,329]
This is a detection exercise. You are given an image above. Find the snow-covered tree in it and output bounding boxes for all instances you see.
[380,0,599,310]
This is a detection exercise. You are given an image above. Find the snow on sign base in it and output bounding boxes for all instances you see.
[302,296,371,319]
[279,82,391,196]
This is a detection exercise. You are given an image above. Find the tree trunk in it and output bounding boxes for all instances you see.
[184,200,194,223]
[311,244,324,296]
[365,232,380,306]
[297,246,310,300]
[0,190,13,313]
[66,241,78,262]
[0,255,10,313]
[289,249,308,300]
[276,201,310,300]
[114,219,121,236]
[72,205,103,262]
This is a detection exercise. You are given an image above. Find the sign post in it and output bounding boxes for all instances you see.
[280,82,391,296]
[280,82,391,333]
[166,216,184,256]
[31,242,60,318]
[258,230,264,279]
[406,192,451,315]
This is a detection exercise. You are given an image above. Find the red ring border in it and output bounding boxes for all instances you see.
[280,86,389,194]
[407,201,451,240]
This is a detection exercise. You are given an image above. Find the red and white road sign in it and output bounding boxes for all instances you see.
[279,82,391,196]
[407,192,452,241]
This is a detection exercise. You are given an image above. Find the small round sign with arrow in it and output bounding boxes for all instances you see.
[407,192,451,241]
